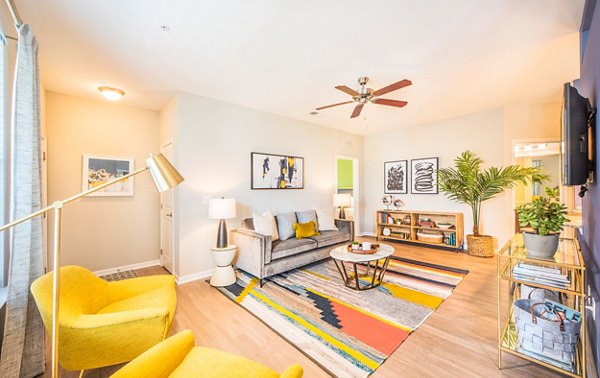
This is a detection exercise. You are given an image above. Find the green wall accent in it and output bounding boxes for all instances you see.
[337,159,353,189]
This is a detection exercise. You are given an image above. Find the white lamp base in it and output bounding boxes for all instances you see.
[210,245,237,287]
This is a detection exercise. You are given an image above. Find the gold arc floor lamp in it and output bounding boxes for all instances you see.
[0,153,184,378]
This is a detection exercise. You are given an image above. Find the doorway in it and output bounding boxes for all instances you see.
[160,141,175,273]
[335,156,359,236]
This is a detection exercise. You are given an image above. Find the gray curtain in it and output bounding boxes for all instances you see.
[0,24,45,377]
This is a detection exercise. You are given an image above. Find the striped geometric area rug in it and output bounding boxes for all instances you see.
[100,270,138,281]
[217,257,468,377]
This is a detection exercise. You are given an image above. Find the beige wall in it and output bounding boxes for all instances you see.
[162,92,364,280]
[363,108,505,246]
[45,92,160,271]
[363,102,562,250]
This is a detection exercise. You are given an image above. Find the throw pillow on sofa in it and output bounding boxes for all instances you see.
[253,209,279,241]
[316,209,338,231]
[296,210,318,228]
[293,221,320,239]
[276,212,297,240]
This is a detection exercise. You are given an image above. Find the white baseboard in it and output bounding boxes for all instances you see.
[175,269,212,285]
[93,259,161,276]
[360,232,377,237]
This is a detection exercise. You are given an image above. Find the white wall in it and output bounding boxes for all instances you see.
[163,92,363,279]
[45,92,161,271]
[363,108,506,246]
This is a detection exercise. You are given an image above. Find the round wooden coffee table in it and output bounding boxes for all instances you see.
[330,243,394,291]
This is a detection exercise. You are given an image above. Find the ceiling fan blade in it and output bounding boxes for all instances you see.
[372,79,412,97]
[335,85,359,97]
[350,103,364,118]
[372,98,408,108]
[315,101,354,110]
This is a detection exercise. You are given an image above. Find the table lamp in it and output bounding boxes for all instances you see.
[333,193,352,219]
[208,198,236,248]
[0,152,183,378]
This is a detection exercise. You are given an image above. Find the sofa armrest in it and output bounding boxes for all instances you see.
[231,228,273,279]
[335,219,354,241]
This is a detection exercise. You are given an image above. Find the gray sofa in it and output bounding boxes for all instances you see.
[231,215,354,285]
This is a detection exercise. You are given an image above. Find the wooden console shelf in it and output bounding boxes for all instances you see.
[375,209,464,250]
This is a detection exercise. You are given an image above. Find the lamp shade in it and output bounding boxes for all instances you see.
[146,153,184,192]
[333,193,352,207]
[209,198,236,219]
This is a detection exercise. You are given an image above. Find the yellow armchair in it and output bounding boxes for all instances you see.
[30,265,176,371]
[112,330,303,378]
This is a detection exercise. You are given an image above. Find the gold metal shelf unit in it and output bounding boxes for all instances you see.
[497,234,586,378]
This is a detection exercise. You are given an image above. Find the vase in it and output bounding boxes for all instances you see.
[522,232,560,259]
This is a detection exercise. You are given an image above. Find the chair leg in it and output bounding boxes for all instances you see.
[260,278,264,288]
[79,370,85,378]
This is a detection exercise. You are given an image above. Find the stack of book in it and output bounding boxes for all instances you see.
[512,262,570,289]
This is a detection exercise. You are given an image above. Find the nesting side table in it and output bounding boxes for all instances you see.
[209,245,237,287]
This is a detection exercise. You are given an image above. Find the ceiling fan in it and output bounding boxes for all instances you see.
[316,77,412,118]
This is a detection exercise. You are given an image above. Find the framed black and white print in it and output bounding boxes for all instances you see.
[384,160,408,194]
[251,152,304,189]
[411,157,438,194]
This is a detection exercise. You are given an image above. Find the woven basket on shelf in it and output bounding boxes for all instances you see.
[466,235,494,257]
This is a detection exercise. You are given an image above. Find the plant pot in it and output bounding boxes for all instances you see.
[522,232,559,259]
[466,234,494,257]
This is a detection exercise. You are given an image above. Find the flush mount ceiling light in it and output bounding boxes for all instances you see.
[98,86,125,101]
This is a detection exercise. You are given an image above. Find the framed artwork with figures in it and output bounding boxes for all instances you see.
[384,160,408,194]
[82,154,134,196]
[251,152,304,189]
[411,157,438,194]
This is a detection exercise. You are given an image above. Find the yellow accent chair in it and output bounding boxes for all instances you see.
[30,265,176,371]
[111,329,304,378]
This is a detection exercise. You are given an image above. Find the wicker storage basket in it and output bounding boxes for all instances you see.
[417,231,443,244]
[466,235,493,257]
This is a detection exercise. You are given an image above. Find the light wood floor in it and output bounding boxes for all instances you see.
[51,238,568,377]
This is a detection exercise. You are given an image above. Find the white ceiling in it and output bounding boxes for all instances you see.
[14,0,585,135]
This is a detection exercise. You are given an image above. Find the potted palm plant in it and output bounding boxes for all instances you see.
[515,186,569,258]
[437,150,547,257]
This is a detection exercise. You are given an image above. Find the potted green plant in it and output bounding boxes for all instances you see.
[515,186,569,258]
[437,150,547,257]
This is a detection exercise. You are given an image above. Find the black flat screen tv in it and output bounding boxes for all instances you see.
[562,83,595,186]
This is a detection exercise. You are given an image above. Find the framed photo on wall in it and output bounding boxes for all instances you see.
[384,160,408,194]
[82,154,135,196]
[411,157,438,194]
[251,152,304,189]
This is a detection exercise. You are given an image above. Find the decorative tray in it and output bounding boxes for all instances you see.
[347,244,380,254]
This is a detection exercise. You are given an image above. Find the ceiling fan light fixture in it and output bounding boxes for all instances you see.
[98,86,125,101]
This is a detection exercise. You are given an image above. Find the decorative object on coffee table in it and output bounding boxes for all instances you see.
[333,193,352,219]
[209,197,236,248]
[437,150,547,257]
[210,245,237,287]
[330,243,394,290]
[516,187,569,259]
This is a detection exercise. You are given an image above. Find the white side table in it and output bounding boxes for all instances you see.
[209,245,237,287]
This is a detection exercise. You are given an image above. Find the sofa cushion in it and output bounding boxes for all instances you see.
[253,209,279,241]
[296,210,317,226]
[293,221,319,240]
[306,230,350,248]
[276,212,297,240]
[316,209,338,231]
[271,238,317,260]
